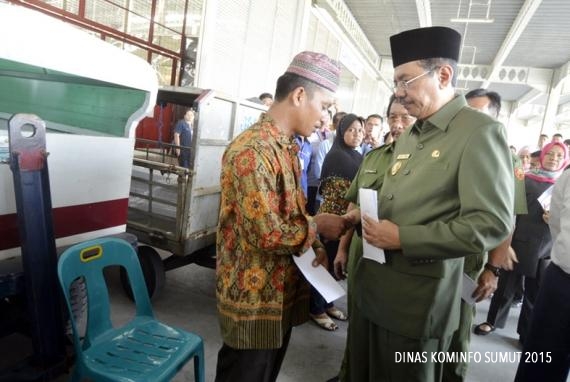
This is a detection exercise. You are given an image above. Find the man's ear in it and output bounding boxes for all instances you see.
[291,86,306,106]
[438,65,453,88]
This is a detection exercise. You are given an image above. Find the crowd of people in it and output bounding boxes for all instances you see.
[213,26,570,382]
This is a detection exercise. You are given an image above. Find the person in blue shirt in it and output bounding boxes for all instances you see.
[174,109,194,168]
[295,134,312,196]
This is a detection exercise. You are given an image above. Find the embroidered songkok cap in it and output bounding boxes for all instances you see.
[390,26,462,68]
[285,51,341,93]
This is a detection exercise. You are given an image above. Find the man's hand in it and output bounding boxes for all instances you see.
[314,213,352,240]
[472,269,498,302]
[341,203,360,227]
[333,247,348,280]
[501,246,518,271]
[361,215,400,250]
[488,234,517,271]
[312,247,328,269]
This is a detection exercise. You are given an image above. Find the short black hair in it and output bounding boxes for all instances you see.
[553,133,563,138]
[530,150,541,158]
[259,92,273,101]
[366,114,383,123]
[386,94,397,116]
[274,73,318,102]
[418,58,458,87]
[332,111,347,128]
[465,88,502,118]
[564,139,570,145]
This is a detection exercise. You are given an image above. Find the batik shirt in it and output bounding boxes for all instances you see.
[216,113,319,349]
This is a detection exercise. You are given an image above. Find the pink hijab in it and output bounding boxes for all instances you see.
[526,141,569,184]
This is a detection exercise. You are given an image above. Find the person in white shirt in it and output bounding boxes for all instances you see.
[515,169,570,382]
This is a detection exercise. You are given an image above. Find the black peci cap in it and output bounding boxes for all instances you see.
[390,26,462,68]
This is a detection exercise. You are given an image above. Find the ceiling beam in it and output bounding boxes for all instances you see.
[481,0,542,88]
[415,0,432,27]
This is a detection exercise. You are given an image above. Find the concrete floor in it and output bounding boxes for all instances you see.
[103,261,536,382]
[10,258,559,382]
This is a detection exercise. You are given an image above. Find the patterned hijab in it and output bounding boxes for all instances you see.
[320,113,364,182]
[526,141,569,184]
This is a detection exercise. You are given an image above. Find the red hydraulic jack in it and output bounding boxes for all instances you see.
[3,114,66,380]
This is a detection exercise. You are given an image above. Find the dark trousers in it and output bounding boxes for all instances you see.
[513,276,525,302]
[486,269,522,328]
[306,186,320,216]
[178,150,191,168]
[215,328,292,382]
[517,274,539,344]
[517,258,550,344]
[515,263,570,382]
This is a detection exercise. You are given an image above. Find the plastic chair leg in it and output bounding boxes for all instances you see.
[194,348,205,382]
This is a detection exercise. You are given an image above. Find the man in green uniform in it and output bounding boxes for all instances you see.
[442,88,528,382]
[329,95,415,382]
[345,27,514,382]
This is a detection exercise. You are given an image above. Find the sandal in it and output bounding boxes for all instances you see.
[326,307,348,321]
[474,322,495,335]
[310,313,338,331]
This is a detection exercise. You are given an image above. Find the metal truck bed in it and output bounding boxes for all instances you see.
[127,87,266,278]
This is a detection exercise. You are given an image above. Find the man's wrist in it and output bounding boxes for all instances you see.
[484,263,501,277]
[345,209,360,225]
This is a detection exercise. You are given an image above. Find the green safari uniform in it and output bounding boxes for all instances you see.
[345,142,396,297]
[338,142,395,381]
[347,96,514,382]
[444,148,529,382]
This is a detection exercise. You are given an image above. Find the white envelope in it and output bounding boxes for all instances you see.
[359,188,386,264]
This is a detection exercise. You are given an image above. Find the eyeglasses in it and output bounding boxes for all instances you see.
[393,68,436,93]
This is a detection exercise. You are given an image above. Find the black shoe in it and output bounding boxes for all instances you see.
[474,322,495,335]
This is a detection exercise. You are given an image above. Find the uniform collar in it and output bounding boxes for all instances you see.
[409,95,467,135]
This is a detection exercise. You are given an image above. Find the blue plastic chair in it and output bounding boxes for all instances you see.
[57,237,205,382]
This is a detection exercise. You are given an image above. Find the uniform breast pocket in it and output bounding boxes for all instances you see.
[359,172,385,190]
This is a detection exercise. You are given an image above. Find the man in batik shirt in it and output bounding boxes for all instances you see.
[215,51,351,382]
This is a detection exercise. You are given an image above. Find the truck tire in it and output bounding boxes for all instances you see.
[120,245,165,300]
[66,277,87,338]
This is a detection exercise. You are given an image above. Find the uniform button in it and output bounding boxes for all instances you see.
[403,169,410,175]
[386,194,394,200]
[417,143,424,149]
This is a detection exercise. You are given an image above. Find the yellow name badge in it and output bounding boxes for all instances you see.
[391,161,402,176]
[396,154,410,160]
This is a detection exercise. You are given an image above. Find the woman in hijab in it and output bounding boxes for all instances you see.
[475,142,569,340]
[309,113,364,331]
[514,141,569,344]
[517,145,532,172]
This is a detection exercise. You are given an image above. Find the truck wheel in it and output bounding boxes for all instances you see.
[67,277,88,338]
[120,245,165,300]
